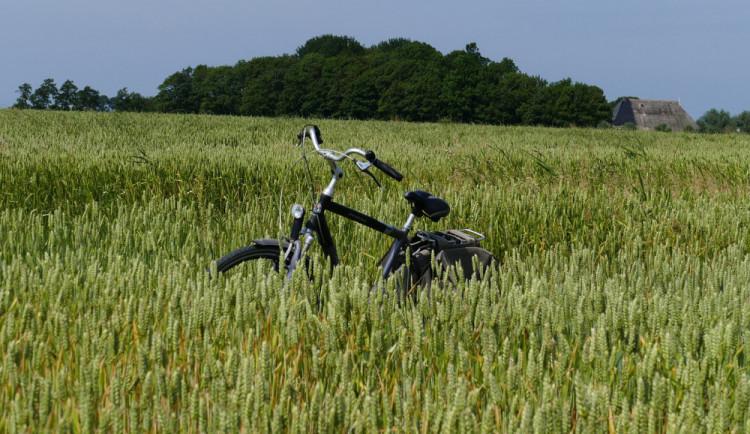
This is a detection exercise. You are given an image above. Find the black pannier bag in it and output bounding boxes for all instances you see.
[381,229,497,300]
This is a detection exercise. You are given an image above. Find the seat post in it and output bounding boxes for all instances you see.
[402,213,417,233]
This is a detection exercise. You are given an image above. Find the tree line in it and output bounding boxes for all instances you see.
[12,35,749,131]
[695,109,750,134]
[13,79,152,112]
[13,36,611,127]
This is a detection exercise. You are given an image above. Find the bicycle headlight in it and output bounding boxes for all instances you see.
[291,204,305,219]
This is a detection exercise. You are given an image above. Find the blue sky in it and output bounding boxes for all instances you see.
[1,0,747,119]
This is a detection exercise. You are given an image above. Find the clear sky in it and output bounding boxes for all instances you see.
[1,0,747,119]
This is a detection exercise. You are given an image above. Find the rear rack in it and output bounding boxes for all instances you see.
[455,228,486,242]
[414,228,486,251]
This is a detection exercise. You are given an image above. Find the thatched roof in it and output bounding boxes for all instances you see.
[612,99,698,131]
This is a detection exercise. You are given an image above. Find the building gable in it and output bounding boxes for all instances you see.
[612,99,698,131]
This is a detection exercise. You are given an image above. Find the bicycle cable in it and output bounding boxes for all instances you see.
[277,126,365,238]
[277,148,315,238]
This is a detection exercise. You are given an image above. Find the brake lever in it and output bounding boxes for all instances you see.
[355,160,381,188]
[362,168,382,189]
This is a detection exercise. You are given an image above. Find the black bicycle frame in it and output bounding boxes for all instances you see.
[305,193,409,278]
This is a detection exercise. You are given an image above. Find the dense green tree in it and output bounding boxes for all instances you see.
[296,34,365,58]
[112,88,153,112]
[440,44,487,122]
[14,83,32,109]
[194,65,243,115]
[339,72,379,119]
[322,54,372,117]
[30,78,58,110]
[156,67,199,113]
[521,78,609,127]
[239,56,296,116]
[733,111,750,133]
[74,86,103,111]
[566,82,611,126]
[375,41,444,121]
[372,38,412,53]
[476,72,545,125]
[472,57,520,124]
[697,109,732,133]
[494,57,520,76]
[55,79,79,110]
[99,95,113,112]
[278,53,327,116]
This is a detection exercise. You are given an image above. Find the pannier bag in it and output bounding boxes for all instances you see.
[385,229,497,299]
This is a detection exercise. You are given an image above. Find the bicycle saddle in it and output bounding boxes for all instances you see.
[404,190,450,222]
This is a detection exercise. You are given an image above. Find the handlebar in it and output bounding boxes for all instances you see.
[365,151,404,181]
[300,125,403,182]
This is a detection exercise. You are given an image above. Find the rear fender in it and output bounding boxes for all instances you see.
[252,238,290,251]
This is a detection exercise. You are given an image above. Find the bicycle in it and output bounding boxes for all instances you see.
[212,125,495,297]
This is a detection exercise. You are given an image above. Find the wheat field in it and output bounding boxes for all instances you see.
[1,109,750,432]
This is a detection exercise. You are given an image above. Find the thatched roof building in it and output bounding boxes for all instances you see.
[612,99,698,131]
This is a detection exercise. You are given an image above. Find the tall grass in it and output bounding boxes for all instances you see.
[1,109,750,431]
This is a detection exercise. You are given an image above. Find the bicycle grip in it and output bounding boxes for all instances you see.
[365,150,404,182]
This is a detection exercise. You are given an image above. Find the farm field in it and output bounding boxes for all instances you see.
[1,109,750,432]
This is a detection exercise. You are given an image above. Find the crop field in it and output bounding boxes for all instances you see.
[1,109,750,432]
